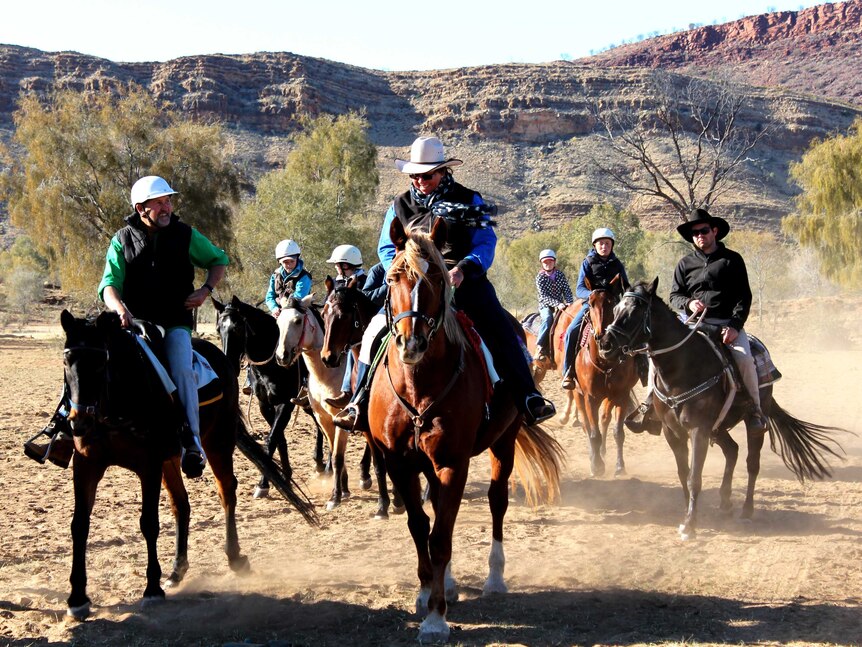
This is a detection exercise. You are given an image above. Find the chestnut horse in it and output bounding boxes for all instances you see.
[59,310,317,619]
[573,275,638,477]
[369,218,565,643]
[523,303,580,424]
[319,275,405,519]
[599,279,845,539]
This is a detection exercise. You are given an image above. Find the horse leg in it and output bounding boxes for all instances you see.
[369,439,398,519]
[255,402,277,496]
[140,462,166,605]
[680,427,710,541]
[419,463,468,644]
[254,404,292,499]
[161,457,190,588]
[206,434,249,574]
[664,426,690,504]
[607,402,626,477]
[359,441,373,491]
[710,430,739,513]
[313,423,329,474]
[742,420,766,520]
[583,395,605,477]
[67,459,107,620]
[557,387,573,425]
[484,428,518,595]
[325,426,349,510]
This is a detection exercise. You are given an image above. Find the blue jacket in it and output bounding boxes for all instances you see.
[265,260,312,313]
[575,249,629,301]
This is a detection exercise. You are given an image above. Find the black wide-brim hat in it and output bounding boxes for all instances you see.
[676,208,730,242]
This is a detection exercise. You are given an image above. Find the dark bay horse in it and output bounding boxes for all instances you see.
[213,295,332,495]
[573,275,638,477]
[598,279,845,540]
[319,276,405,519]
[59,310,317,619]
[369,218,565,643]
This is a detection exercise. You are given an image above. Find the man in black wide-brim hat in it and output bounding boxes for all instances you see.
[626,207,768,434]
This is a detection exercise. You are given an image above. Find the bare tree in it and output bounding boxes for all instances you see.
[591,71,769,222]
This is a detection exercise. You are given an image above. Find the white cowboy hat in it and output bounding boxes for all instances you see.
[395,136,463,175]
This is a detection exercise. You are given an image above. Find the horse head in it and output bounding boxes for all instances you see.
[214,295,248,375]
[320,275,364,368]
[587,274,623,342]
[60,309,115,442]
[275,294,319,368]
[386,216,457,365]
[598,277,658,361]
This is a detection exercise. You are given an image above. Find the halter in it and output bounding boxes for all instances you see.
[63,344,109,418]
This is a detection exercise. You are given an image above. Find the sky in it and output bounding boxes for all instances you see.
[1,0,823,71]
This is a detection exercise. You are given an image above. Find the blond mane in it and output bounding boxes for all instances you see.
[390,227,467,349]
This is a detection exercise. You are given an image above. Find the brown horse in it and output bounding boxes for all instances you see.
[523,302,580,424]
[59,310,317,619]
[368,218,565,643]
[573,275,638,477]
[599,279,845,540]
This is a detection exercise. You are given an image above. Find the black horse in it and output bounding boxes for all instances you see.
[213,296,374,494]
[598,279,845,540]
[59,310,317,619]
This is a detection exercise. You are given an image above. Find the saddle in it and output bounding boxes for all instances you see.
[695,323,782,389]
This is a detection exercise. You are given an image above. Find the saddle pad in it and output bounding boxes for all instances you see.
[455,310,498,402]
[134,336,221,405]
[521,312,542,337]
[748,333,782,387]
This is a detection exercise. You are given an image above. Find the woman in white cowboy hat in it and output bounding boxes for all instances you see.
[334,136,556,430]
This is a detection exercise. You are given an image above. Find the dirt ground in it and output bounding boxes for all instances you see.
[1,297,861,647]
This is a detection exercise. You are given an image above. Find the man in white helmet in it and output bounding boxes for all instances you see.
[98,176,229,478]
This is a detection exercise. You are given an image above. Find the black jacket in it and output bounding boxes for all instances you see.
[669,242,752,331]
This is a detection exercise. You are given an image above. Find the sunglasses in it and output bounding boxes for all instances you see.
[409,171,438,181]
[690,227,713,236]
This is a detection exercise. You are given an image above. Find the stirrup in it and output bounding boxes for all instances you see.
[524,395,555,426]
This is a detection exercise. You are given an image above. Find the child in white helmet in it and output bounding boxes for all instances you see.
[561,227,630,390]
[327,244,366,289]
[534,249,574,361]
[266,239,312,317]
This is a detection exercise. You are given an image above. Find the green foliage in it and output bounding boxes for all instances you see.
[231,113,379,301]
[784,118,862,289]
[491,203,647,313]
[4,267,45,324]
[0,235,49,277]
[0,86,240,301]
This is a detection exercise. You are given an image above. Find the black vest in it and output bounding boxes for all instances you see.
[393,182,480,270]
[273,266,311,300]
[587,252,626,289]
[117,214,195,329]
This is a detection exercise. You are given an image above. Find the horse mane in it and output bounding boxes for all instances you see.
[395,229,466,349]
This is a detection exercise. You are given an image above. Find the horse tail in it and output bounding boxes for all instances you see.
[767,399,846,482]
[513,423,567,507]
[235,412,320,526]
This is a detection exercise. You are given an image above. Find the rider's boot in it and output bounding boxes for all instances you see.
[524,392,556,426]
[333,386,369,434]
[624,392,662,435]
[179,423,207,479]
[325,391,352,409]
[24,402,74,468]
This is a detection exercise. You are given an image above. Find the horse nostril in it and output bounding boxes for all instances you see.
[395,334,405,349]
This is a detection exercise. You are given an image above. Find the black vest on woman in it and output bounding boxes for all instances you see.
[116,214,195,329]
[393,182,481,272]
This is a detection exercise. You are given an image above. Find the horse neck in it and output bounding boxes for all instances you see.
[300,310,343,387]
[245,310,279,362]
[647,301,716,383]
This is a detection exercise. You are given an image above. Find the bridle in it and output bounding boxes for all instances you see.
[63,342,110,424]
[325,288,364,356]
[220,304,275,366]
[384,258,446,344]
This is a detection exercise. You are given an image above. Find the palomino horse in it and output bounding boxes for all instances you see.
[598,279,845,540]
[573,275,638,477]
[523,302,580,424]
[369,217,565,643]
[275,296,352,511]
[59,310,317,619]
[319,276,405,519]
[213,295,330,496]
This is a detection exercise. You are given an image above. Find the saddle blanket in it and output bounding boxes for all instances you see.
[748,333,782,387]
[134,336,222,406]
[521,312,542,337]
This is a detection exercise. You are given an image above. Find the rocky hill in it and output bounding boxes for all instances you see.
[2,0,862,237]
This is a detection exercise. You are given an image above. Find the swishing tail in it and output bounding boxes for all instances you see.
[768,399,847,482]
[236,412,319,526]
[513,423,567,507]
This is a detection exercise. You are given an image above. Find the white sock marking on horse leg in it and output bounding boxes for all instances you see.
[483,539,508,594]
[444,560,458,603]
[418,610,450,644]
[415,586,431,616]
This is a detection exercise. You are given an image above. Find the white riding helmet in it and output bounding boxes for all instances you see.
[539,249,557,261]
[591,227,616,245]
[326,244,363,266]
[130,176,177,207]
[275,239,301,260]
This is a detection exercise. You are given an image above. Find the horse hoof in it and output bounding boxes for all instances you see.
[230,555,251,575]
[66,602,91,621]
[141,594,165,609]
[325,499,339,511]
[359,477,373,490]
[374,508,389,520]
[614,467,626,478]
[252,486,270,499]
[418,613,450,644]
[392,504,406,515]
[678,524,696,541]
[163,575,181,589]
[482,577,507,596]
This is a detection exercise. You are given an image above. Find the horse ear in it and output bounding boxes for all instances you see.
[325,276,335,294]
[301,294,315,309]
[430,216,448,251]
[96,310,120,332]
[390,217,408,251]
[230,295,242,308]
[60,309,75,333]
[346,276,357,289]
[648,277,659,295]
[212,295,225,313]
[584,276,593,291]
